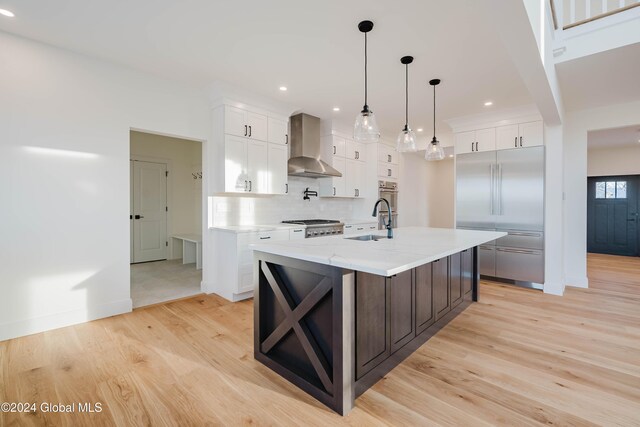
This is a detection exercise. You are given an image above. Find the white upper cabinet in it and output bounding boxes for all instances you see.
[246,140,269,193]
[518,121,543,148]
[218,103,290,195]
[267,143,288,195]
[454,128,497,154]
[331,156,347,197]
[496,124,519,150]
[224,135,248,192]
[345,159,366,197]
[268,117,288,145]
[346,140,366,161]
[224,106,268,141]
[378,162,399,180]
[332,136,346,157]
[378,144,398,165]
[496,121,543,150]
[224,106,248,138]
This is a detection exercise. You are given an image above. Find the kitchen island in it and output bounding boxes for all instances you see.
[252,227,506,415]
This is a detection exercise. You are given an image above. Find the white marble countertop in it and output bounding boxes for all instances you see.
[251,227,507,276]
[211,223,305,233]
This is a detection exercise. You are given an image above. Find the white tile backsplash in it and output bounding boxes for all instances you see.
[211,176,368,226]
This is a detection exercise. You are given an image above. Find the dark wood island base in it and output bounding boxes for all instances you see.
[254,247,479,415]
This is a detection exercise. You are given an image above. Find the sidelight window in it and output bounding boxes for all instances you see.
[595,180,627,199]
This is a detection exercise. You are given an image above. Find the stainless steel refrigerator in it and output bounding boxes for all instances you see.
[456,146,544,285]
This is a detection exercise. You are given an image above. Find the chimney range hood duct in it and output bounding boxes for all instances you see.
[288,113,342,178]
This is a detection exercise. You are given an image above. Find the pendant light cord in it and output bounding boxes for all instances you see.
[364,32,368,107]
[405,64,409,128]
[433,83,436,140]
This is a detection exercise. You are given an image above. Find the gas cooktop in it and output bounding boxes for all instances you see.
[282,219,341,226]
[282,219,344,238]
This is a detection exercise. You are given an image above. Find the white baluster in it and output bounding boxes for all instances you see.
[570,0,576,23]
[586,0,591,18]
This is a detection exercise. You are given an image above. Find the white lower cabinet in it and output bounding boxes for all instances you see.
[213,229,290,301]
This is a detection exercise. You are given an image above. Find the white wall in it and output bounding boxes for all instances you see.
[425,158,455,228]
[587,145,640,176]
[563,100,640,288]
[0,31,210,341]
[130,131,202,258]
[398,153,430,227]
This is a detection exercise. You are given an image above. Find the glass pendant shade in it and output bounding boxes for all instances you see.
[425,137,445,161]
[396,126,417,152]
[354,106,381,143]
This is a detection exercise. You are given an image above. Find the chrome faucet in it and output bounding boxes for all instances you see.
[372,198,393,239]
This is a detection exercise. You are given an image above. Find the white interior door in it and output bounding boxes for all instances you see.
[132,160,168,263]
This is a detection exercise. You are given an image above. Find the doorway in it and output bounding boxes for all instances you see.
[587,175,639,256]
[130,130,203,308]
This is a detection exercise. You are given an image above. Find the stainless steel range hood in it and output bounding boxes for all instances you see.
[288,113,342,178]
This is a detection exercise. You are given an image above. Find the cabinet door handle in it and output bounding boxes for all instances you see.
[259,236,271,240]
[520,136,523,147]
[475,141,479,151]
[248,125,252,137]
[333,187,336,196]
[357,227,364,231]
[514,136,517,148]
[285,134,288,145]
[285,183,288,193]
[333,146,336,155]
[471,142,474,152]
[244,125,248,137]
[134,215,144,219]
[249,180,252,192]
[244,180,248,191]
[388,169,391,177]
[355,151,359,159]
[496,248,537,255]
[388,154,392,162]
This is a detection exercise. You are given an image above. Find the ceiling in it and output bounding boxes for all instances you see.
[556,42,640,112]
[0,0,534,138]
[588,124,640,148]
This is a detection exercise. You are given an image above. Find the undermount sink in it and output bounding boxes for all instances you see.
[345,234,387,241]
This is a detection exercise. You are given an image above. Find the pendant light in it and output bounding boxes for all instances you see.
[354,20,380,143]
[396,56,417,152]
[425,78,445,161]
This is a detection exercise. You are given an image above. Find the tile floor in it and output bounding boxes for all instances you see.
[130,259,202,308]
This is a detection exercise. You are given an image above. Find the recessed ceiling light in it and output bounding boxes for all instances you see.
[0,8,15,17]
[484,101,493,106]
[416,128,423,132]
[279,86,287,91]
[333,107,340,112]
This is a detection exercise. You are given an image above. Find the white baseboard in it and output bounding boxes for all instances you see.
[565,276,589,288]
[0,298,132,342]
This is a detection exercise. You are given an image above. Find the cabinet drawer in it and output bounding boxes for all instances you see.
[479,245,496,277]
[495,247,544,283]
[378,162,398,179]
[496,230,543,250]
[289,228,306,240]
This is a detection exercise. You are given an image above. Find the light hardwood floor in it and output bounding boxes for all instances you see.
[1,253,639,426]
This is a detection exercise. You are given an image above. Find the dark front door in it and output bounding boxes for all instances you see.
[587,175,639,256]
